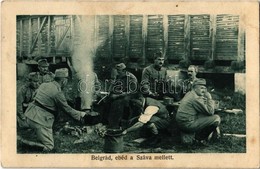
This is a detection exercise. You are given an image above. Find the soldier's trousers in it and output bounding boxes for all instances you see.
[177,114,221,143]
[26,118,54,151]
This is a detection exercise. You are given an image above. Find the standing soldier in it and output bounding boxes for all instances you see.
[36,59,55,84]
[22,68,88,152]
[17,72,40,127]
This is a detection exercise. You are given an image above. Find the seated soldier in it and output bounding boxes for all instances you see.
[107,63,138,129]
[123,96,171,145]
[141,51,170,100]
[17,72,40,128]
[176,78,221,145]
[36,59,55,84]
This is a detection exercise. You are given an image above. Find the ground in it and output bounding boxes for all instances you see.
[17,86,246,154]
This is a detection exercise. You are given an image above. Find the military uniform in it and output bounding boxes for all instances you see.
[24,69,85,151]
[142,97,170,130]
[107,63,138,129]
[17,72,40,127]
[176,90,220,143]
[36,71,55,84]
[17,85,37,125]
[141,64,169,99]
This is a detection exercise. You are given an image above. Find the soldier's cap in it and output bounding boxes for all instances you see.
[192,78,206,87]
[153,51,164,60]
[38,59,49,67]
[28,72,40,82]
[115,63,126,70]
[55,68,69,78]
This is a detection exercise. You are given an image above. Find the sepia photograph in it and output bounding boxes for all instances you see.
[1,1,259,168]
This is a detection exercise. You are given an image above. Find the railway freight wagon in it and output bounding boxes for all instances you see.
[16,15,246,90]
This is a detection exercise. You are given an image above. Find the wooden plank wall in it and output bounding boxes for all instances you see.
[17,14,244,68]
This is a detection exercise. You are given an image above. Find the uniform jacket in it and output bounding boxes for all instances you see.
[36,71,55,84]
[25,81,84,128]
[176,91,215,127]
[110,71,138,95]
[145,97,169,119]
[141,64,168,95]
[17,85,37,116]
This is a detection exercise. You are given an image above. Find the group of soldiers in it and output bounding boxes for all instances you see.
[17,52,221,152]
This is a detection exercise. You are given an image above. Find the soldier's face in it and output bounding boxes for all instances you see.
[117,69,125,78]
[30,81,40,89]
[194,85,207,96]
[188,67,197,79]
[154,57,165,68]
[38,66,49,74]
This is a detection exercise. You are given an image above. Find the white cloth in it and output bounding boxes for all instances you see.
[138,106,159,123]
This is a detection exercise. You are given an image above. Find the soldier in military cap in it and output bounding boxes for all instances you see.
[17,72,40,127]
[176,78,221,145]
[22,68,88,152]
[106,63,138,129]
[36,59,55,84]
[141,51,170,100]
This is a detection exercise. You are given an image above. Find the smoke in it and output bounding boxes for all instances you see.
[71,16,101,110]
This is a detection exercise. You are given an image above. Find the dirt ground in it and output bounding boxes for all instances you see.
[17,86,246,154]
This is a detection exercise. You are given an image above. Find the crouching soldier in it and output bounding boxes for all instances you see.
[123,96,171,146]
[17,72,40,128]
[176,78,221,145]
[22,68,88,152]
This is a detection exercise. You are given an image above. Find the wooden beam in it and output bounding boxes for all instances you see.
[237,15,245,61]
[56,24,71,50]
[70,16,74,54]
[184,15,191,60]
[109,15,114,62]
[163,15,168,59]
[142,15,148,65]
[19,20,23,58]
[47,16,51,56]
[37,17,41,56]
[30,17,47,54]
[210,15,216,60]
[28,18,32,59]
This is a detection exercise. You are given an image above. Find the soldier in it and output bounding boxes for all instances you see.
[176,78,221,145]
[36,59,55,84]
[17,72,40,128]
[22,68,88,152]
[122,96,171,146]
[141,51,170,100]
[107,63,138,129]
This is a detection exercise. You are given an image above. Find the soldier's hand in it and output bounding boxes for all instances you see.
[204,92,212,100]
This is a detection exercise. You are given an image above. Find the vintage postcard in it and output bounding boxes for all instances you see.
[1,0,259,168]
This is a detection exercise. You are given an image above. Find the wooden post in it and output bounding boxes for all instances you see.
[109,15,114,62]
[184,15,191,60]
[37,17,41,56]
[28,18,32,59]
[163,15,168,59]
[125,15,130,60]
[142,15,148,65]
[19,20,23,58]
[237,15,245,61]
[47,16,51,56]
[210,15,216,60]
[71,15,74,54]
